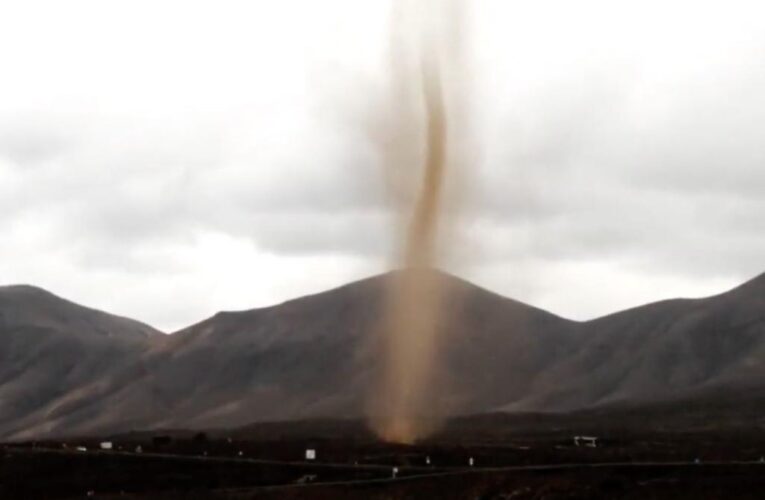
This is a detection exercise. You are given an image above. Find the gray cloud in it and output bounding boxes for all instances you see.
[1,1,765,329]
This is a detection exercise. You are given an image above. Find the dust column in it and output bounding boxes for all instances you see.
[372,0,464,444]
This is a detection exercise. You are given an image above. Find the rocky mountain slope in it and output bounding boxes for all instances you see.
[1,271,763,439]
[0,285,159,438]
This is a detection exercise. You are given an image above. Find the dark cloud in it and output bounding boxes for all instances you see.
[2,0,765,329]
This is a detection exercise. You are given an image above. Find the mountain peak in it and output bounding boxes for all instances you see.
[0,283,80,311]
[0,283,161,340]
[743,271,765,287]
[0,283,56,296]
[720,271,765,297]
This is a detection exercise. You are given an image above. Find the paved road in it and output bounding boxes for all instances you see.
[7,444,765,490]
[4,445,436,474]
[8,444,765,471]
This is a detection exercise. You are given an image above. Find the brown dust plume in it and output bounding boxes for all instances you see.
[370,0,465,444]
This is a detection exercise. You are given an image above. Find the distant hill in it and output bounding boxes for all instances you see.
[504,272,765,411]
[0,285,159,439]
[1,271,764,440]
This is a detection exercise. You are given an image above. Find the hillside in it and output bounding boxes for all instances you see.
[0,285,160,439]
[1,271,764,440]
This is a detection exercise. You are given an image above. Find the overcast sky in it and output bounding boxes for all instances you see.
[2,0,765,332]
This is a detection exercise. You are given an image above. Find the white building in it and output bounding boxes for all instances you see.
[573,436,598,448]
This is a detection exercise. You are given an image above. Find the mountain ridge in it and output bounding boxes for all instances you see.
[1,270,764,440]
[0,283,162,340]
[5,269,761,334]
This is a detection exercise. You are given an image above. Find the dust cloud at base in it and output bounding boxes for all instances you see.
[369,0,468,444]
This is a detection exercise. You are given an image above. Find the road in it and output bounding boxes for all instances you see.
[7,444,765,492]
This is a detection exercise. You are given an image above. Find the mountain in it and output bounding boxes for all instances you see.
[0,285,160,439]
[505,272,765,411]
[1,272,764,440]
[11,272,574,438]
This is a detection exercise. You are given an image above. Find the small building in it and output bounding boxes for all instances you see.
[100,442,113,450]
[574,436,598,448]
[305,449,316,461]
